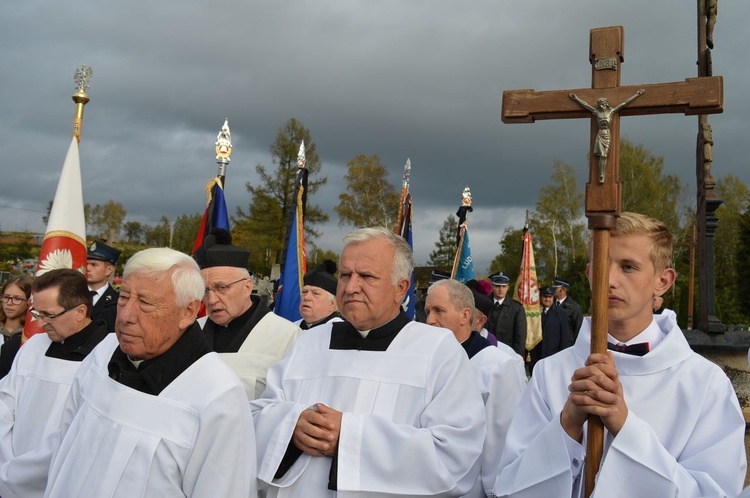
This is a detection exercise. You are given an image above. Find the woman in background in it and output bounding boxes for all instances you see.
[0,275,33,378]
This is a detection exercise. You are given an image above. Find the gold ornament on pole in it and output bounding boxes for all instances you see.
[71,65,93,143]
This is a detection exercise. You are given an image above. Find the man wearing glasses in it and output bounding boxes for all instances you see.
[0,268,108,464]
[195,230,299,400]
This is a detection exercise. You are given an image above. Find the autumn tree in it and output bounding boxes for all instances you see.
[427,215,459,269]
[335,154,400,229]
[529,161,586,280]
[234,118,328,271]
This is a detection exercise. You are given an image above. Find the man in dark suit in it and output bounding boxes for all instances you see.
[553,277,583,344]
[486,272,527,356]
[86,241,120,331]
[529,286,569,372]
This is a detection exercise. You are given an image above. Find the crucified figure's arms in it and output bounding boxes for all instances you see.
[568,93,596,112]
[611,89,645,113]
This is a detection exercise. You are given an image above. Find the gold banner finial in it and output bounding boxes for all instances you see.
[71,65,92,142]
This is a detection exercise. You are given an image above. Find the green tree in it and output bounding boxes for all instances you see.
[489,226,525,280]
[307,247,339,269]
[737,203,750,318]
[620,139,683,234]
[714,175,750,324]
[123,221,144,244]
[144,216,170,247]
[234,118,329,269]
[89,200,127,242]
[170,213,203,254]
[428,215,459,268]
[529,161,586,280]
[335,154,400,229]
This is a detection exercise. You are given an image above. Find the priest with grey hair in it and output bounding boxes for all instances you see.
[0,247,257,498]
[252,226,486,498]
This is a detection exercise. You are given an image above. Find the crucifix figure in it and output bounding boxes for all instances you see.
[569,89,644,183]
[500,26,723,497]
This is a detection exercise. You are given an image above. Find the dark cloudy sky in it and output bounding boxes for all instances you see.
[2,0,748,273]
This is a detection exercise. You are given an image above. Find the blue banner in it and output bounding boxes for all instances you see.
[454,228,475,284]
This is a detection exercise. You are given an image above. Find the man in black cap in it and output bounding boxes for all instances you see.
[194,230,300,400]
[296,260,341,329]
[486,271,527,356]
[465,279,498,347]
[553,277,584,344]
[529,285,570,372]
[86,240,121,331]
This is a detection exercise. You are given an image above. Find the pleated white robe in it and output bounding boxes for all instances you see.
[252,321,487,498]
[493,312,747,498]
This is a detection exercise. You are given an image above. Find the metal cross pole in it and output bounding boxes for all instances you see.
[501,25,723,496]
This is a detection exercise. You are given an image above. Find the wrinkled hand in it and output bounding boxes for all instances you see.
[560,352,628,441]
[292,404,343,457]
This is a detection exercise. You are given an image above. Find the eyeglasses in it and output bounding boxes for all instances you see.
[1,295,27,305]
[204,278,248,296]
[30,305,79,322]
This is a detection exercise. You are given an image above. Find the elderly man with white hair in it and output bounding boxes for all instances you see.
[0,248,257,498]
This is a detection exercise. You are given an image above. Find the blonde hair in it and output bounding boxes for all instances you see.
[611,212,673,271]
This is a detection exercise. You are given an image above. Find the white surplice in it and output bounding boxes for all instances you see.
[493,311,747,498]
[464,343,527,498]
[0,334,82,461]
[0,334,257,498]
[200,312,300,400]
[251,320,487,498]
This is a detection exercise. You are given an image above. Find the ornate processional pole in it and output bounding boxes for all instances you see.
[71,65,92,143]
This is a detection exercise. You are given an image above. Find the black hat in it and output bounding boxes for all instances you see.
[469,286,493,316]
[429,270,451,284]
[194,229,250,269]
[87,241,121,265]
[540,286,555,297]
[303,260,338,295]
[552,277,570,289]
[489,272,510,286]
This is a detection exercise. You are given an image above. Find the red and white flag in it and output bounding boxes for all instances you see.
[23,137,88,342]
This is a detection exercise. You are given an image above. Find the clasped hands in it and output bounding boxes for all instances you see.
[561,352,628,442]
[292,403,343,457]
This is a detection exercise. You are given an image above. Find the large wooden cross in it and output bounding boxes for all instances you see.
[501,26,723,496]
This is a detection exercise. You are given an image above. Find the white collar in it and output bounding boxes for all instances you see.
[607,318,664,350]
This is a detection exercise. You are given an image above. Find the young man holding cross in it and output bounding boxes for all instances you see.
[493,212,746,497]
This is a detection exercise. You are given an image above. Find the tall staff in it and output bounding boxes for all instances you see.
[395,159,416,318]
[501,26,722,495]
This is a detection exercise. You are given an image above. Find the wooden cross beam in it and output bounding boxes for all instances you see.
[500,25,723,496]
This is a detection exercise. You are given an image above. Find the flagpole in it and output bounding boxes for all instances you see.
[215,119,232,187]
[71,65,92,143]
[451,187,473,279]
[275,141,308,320]
[25,67,91,341]
[396,159,411,234]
